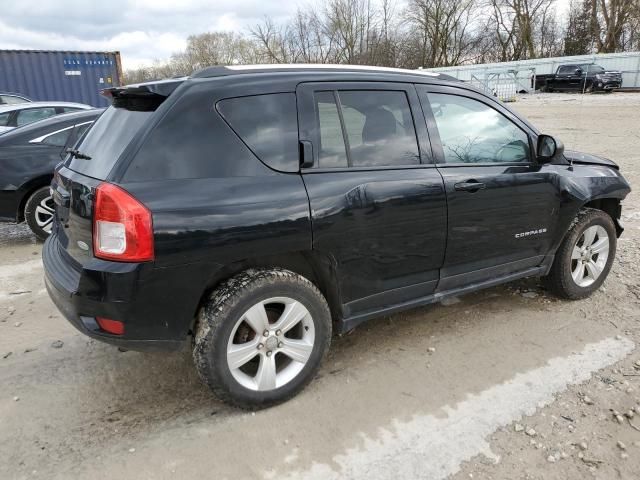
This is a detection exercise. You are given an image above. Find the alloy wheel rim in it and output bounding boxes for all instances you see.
[34,195,55,233]
[226,297,315,392]
[570,225,609,288]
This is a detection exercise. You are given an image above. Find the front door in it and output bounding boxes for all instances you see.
[297,82,447,318]
[417,85,562,290]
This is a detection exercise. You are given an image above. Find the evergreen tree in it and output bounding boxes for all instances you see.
[564,0,593,55]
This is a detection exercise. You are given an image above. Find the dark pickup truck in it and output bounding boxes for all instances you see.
[536,64,622,93]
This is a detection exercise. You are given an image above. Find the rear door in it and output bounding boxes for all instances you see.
[298,82,447,318]
[417,85,561,290]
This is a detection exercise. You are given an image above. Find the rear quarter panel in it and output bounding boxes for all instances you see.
[0,144,58,220]
[122,175,312,269]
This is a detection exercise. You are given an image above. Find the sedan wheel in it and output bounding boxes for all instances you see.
[34,195,55,234]
[25,186,56,241]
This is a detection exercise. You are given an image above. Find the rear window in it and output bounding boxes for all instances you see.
[1,95,27,105]
[67,106,151,179]
[17,107,56,126]
[217,93,299,172]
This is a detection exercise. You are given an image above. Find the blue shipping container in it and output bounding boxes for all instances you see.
[0,50,122,107]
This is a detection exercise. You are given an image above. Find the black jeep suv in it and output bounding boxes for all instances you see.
[43,65,631,408]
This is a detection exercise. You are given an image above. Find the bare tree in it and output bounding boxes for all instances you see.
[404,0,480,68]
[122,0,640,83]
[486,0,559,60]
[590,0,640,52]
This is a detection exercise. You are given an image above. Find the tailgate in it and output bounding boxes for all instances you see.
[51,165,101,265]
[51,78,183,265]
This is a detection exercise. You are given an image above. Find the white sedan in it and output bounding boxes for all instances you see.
[0,101,93,134]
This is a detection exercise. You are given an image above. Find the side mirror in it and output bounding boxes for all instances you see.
[575,68,583,75]
[537,134,564,164]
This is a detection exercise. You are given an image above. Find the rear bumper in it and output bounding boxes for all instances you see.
[43,232,193,352]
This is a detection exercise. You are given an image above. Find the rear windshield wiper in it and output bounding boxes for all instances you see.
[66,148,92,160]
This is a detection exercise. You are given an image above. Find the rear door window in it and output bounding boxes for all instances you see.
[217,93,298,172]
[312,89,420,168]
[66,107,152,179]
[315,91,348,168]
[41,122,93,147]
[41,128,72,147]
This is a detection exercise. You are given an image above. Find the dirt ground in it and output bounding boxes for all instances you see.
[1,92,639,480]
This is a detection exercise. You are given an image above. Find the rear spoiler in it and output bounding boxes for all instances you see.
[101,78,186,111]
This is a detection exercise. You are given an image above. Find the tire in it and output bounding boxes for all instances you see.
[193,268,332,409]
[543,208,616,300]
[24,186,55,241]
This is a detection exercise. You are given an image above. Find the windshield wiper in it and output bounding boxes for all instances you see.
[66,148,92,160]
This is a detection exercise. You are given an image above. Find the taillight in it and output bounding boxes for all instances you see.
[93,183,154,262]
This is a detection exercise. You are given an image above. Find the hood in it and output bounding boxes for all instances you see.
[563,150,619,170]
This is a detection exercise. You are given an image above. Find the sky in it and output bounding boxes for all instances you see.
[0,0,572,71]
[0,0,294,70]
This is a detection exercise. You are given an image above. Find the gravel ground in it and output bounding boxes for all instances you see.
[0,91,639,480]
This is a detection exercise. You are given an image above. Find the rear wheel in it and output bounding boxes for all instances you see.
[543,208,616,299]
[24,186,55,241]
[193,268,332,409]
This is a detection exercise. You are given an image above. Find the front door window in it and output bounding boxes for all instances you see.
[428,93,530,164]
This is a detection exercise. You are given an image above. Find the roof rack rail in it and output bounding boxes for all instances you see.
[191,64,444,79]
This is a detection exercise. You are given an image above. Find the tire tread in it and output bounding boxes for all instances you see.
[193,268,331,409]
[543,208,616,300]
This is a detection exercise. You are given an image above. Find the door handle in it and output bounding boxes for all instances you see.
[300,140,314,168]
[454,181,486,192]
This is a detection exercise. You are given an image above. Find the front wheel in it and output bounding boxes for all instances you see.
[24,186,55,241]
[193,268,332,409]
[543,208,616,299]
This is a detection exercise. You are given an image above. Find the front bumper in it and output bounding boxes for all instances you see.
[43,233,190,351]
[595,80,622,90]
